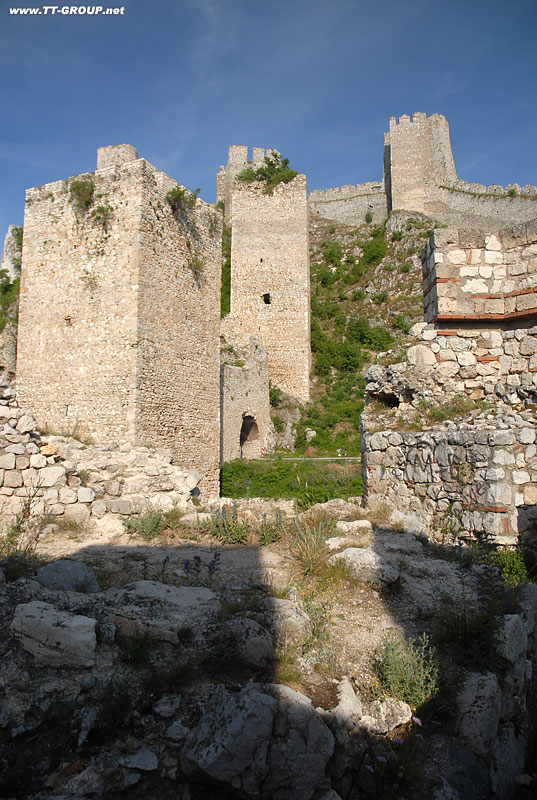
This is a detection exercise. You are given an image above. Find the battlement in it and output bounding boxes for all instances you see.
[216,146,282,214]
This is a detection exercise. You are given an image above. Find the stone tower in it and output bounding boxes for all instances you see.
[384,112,458,214]
[16,145,222,496]
[218,146,311,403]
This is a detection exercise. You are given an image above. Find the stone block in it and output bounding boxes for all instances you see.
[59,487,78,504]
[3,470,22,489]
[0,453,16,470]
[91,499,107,517]
[39,465,67,487]
[64,503,91,525]
[484,251,503,265]
[78,487,96,503]
[30,454,47,469]
[10,601,96,667]
[520,336,537,355]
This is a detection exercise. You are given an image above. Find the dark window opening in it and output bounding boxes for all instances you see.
[240,414,260,458]
[262,293,271,305]
[260,258,263,263]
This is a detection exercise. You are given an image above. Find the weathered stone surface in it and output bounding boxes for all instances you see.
[120,748,158,772]
[334,519,373,535]
[107,580,218,642]
[39,465,67,488]
[269,597,313,643]
[455,672,501,757]
[358,698,412,734]
[328,547,399,584]
[10,601,97,667]
[407,344,436,367]
[36,559,100,593]
[225,617,273,668]
[182,683,334,800]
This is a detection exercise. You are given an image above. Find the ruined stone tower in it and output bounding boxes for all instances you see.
[218,146,311,403]
[383,112,458,215]
[16,145,222,495]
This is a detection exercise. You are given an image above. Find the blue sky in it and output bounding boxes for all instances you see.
[1,0,536,235]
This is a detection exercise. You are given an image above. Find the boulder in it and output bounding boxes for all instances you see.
[107,580,218,643]
[358,698,412,734]
[225,617,274,668]
[36,559,100,593]
[328,548,400,585]
[268,597,313,644]
[10,601,97,667]
[182,683,334,800]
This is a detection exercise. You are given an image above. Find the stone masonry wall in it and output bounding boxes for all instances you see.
[362,406,537,544]
[220,338,274,462]
[16,147,221,497]
[385,112,457,215]
[308,183,387,225]
[422,225,537,324]
[0,378,202,527]
[134,163,222,497]
[222,174,311,402]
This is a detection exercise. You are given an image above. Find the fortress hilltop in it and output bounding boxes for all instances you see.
[8,113,537,498]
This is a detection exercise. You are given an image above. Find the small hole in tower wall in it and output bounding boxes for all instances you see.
[262,293,271,305]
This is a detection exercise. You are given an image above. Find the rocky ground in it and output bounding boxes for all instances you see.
[1,488,536,800]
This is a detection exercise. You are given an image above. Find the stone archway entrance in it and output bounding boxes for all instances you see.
[240,414,260,458]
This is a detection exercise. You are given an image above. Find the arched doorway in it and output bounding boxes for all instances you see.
[240,414,260,459]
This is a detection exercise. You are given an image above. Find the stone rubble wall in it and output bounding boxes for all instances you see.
[16,146,221,497]
[0,379,202,528]
[223,174,311,402]
[308,183,387,226]
[220,338,274,462]
[423,225,537,323]
[403,324,537,404]
[361,407,537,543]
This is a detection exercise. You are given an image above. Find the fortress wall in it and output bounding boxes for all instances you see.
[16,162,143,442]
[422,224,537,323]
[308,183,387,225]
[220,338,273,463]
[427,186,537,227]
[226,174,311,402]
[362,411,536,544]
[134,164,222,497]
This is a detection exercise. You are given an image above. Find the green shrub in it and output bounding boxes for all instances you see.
[347,317,394,351]
[90,204,113,230]
[289,521,330,577]
[372,291,389,305]
[123,510,166,540]
[166,185,200,214]
[272,415,284,433]
[391,230,403,241]
[362,235,386,265]
[393,313,410,333]
[269,382,282,406]
[486,546,527,588]
[221,221,231,316]
[69,179,94,212]
[365,211,373,223]
[507,187,518,197]
[237,153,298,194]
[323,240,343,267]
[376,630,438,708]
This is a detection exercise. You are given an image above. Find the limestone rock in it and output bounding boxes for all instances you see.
[225,617,273,668]
[455,672,501,757]
[328,547,400,585]
[269,597,313,643]
[182,683,334,800]
[107,580,218,642]
[120,748,158,772]
[358,697,412,734]
[301,498,359,522]
[10,601,97,667]
[334,519,373,535]
[36,559,100,593]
